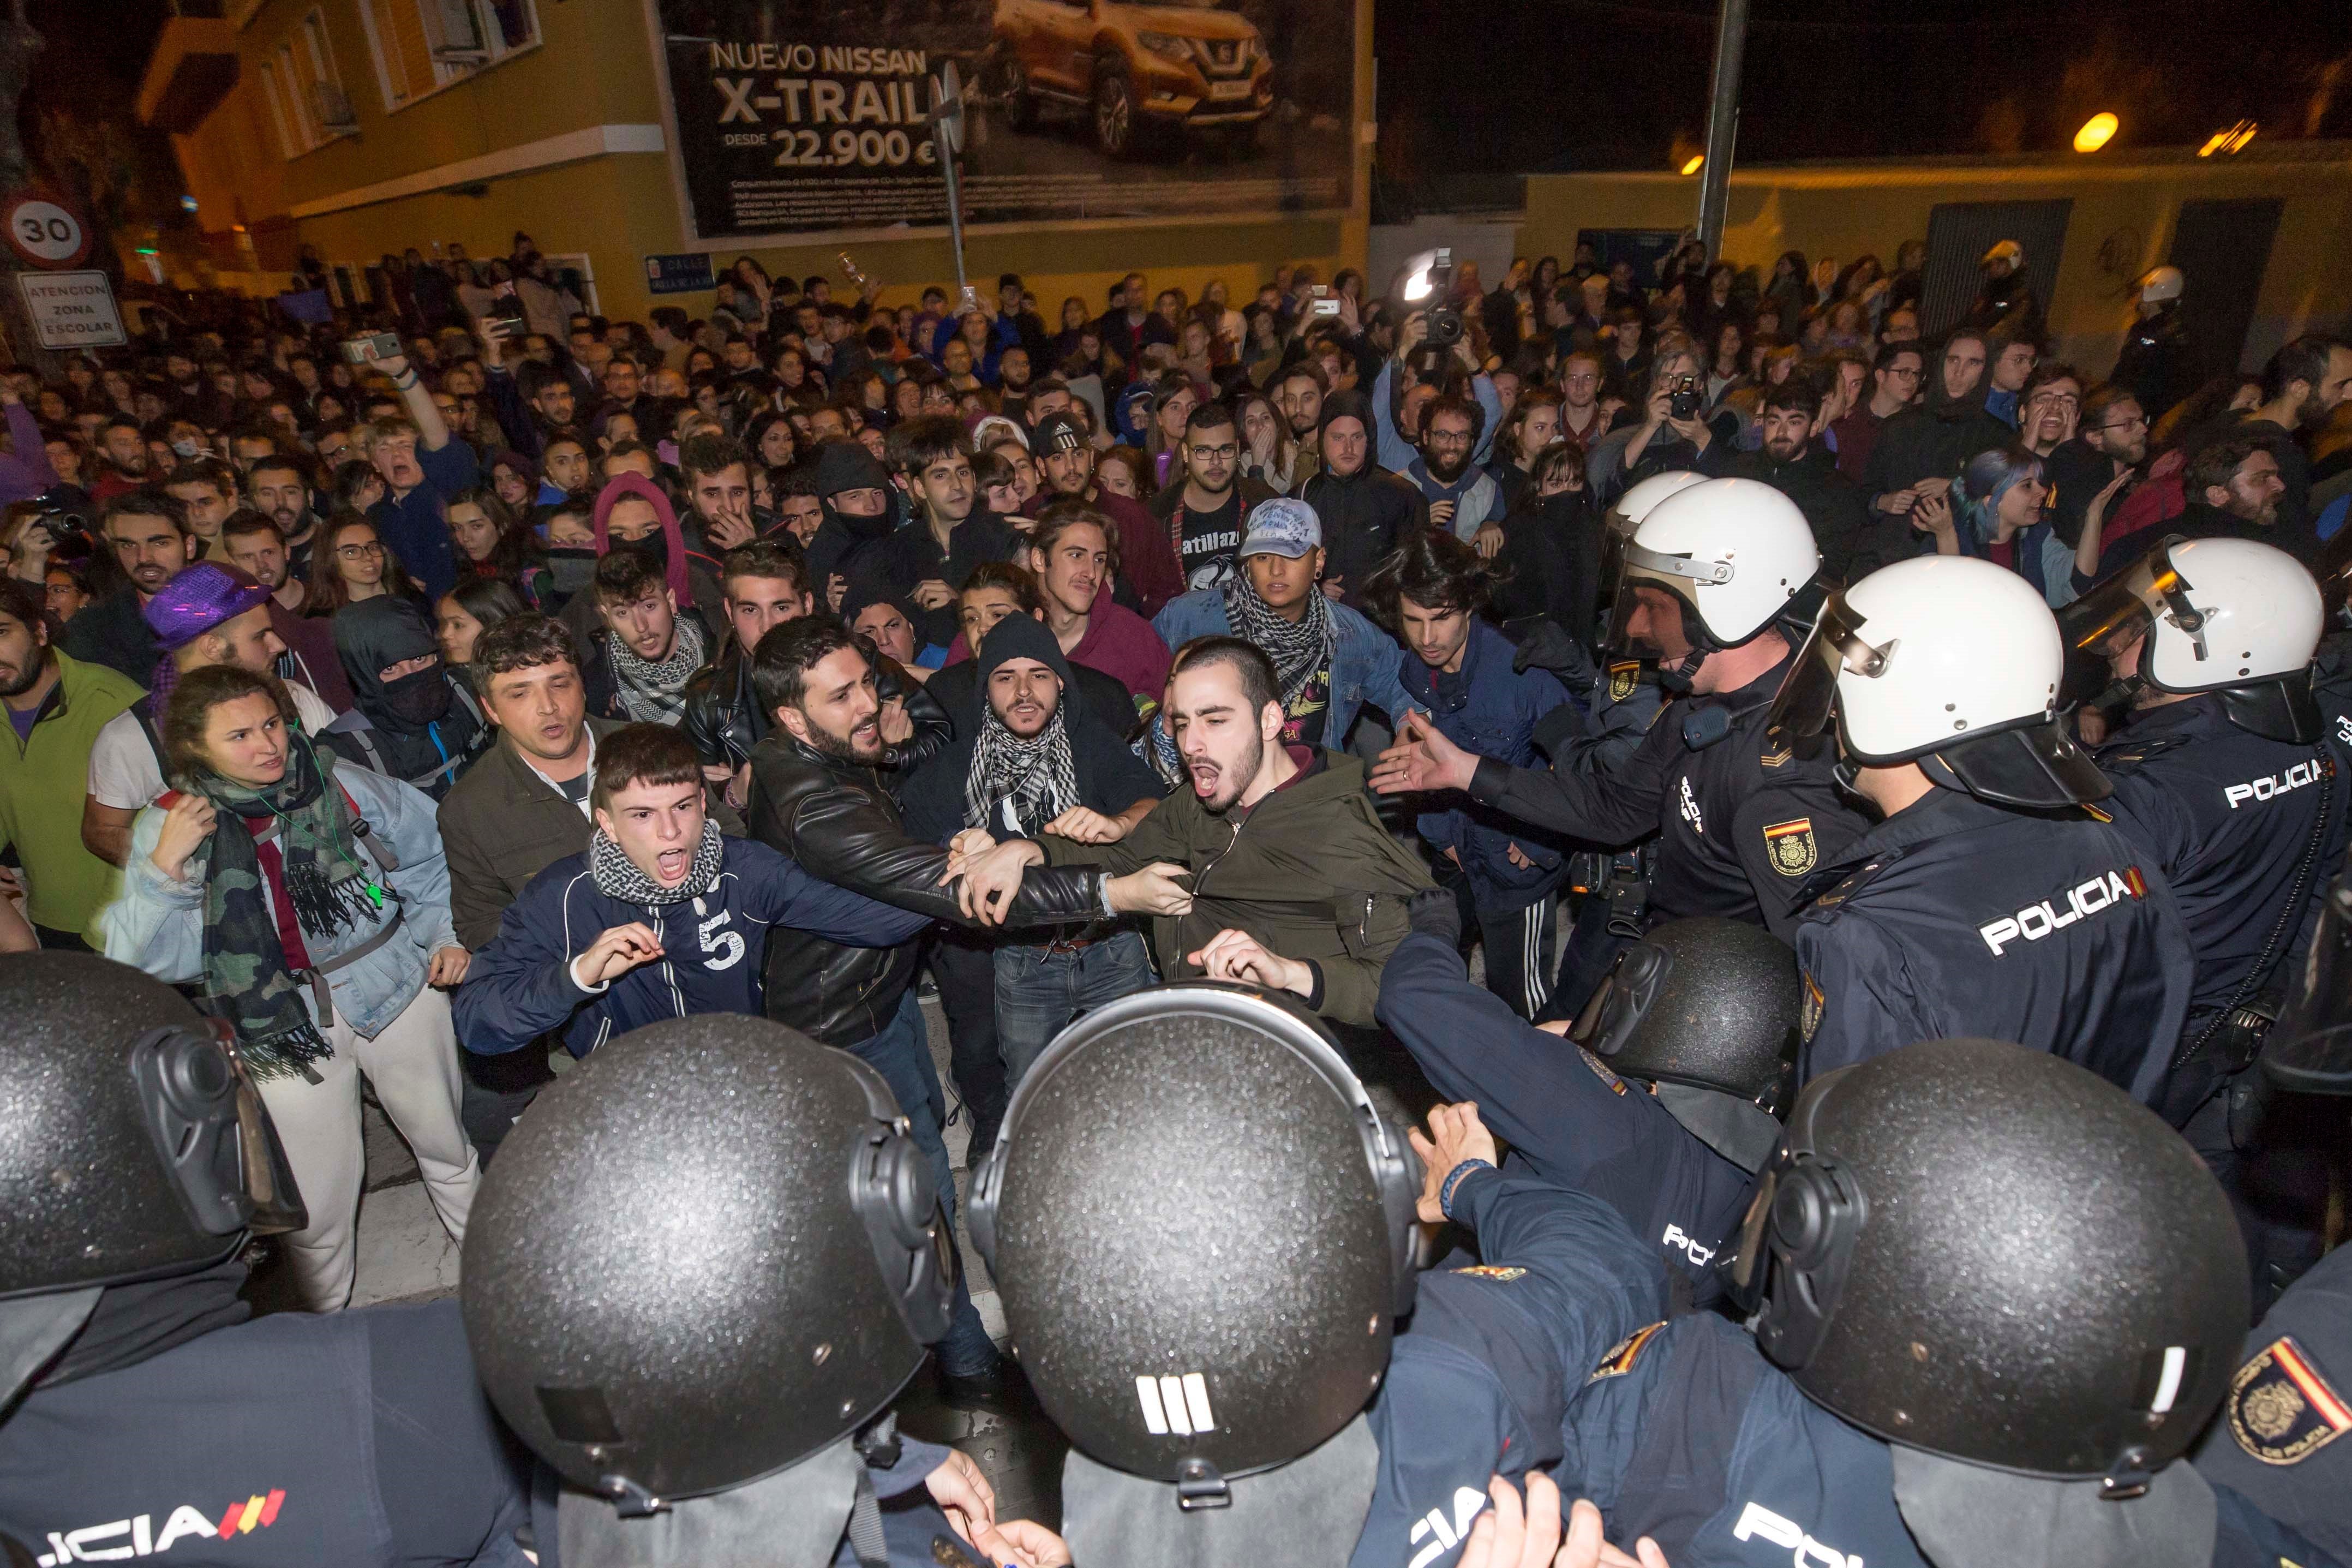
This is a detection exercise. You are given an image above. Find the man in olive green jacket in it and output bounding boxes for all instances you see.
[957,636,1429,1026]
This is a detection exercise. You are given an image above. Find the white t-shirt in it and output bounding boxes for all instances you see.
[88,681,340,811]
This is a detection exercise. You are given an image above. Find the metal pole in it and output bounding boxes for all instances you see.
[937,123,969,307]
[1695,0,1748,258]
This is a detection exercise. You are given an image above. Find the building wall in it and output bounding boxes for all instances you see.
[1521,148,2352,377]
[153,0,1371,325]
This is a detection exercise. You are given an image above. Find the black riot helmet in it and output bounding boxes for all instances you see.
[0,954,306,1400]
[1568,916,1802,1172]
[968,985,1423,1500]
[1725,1039,2246,1492]
[460,1015,955,1513]
[2269,870,2352,1094]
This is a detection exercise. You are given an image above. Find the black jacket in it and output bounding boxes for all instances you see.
[1299,462,1428,607]
[745,731,1106,1046]
[2114,303,2193,424]
[58,586,159,690]
[1860,397,2012,509]
[1489,490,1600,649]
[1702,443,1871,583]
[683,638,955,775]
[868,510,1026,648]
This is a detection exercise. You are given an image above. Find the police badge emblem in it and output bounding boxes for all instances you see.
[2229,1336,2351,1465]
[1763,817,1817,877]
[1607,662,1639,702]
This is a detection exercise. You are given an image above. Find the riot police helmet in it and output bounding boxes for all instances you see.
[1605,479,1822,678]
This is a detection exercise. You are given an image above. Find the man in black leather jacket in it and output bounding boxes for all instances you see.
[744,615,1187,1396]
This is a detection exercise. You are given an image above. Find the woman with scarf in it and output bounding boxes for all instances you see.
[100,663,478,1312]
[324,595,490,798]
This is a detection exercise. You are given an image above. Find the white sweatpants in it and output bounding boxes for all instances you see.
[254,985,480,1312]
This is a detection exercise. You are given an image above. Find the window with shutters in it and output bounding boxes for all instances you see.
[356,0,541,113]
[259,9,355,155]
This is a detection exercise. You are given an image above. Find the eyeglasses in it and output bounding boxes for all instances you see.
[2093,415,2148,434]
[1189,442,1239,461]
[1884,366,1923,380]
[337,542,384,561]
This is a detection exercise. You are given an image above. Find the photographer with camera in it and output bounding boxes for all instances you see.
[1603,340,1740,503]
[1369,307,1503,476]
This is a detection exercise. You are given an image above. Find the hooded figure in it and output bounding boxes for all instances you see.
[591,472,697,606]
[324,596,488,799]
[803,440,899,597]
[1298,388,1429,608]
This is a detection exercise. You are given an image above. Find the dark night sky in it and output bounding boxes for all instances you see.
[25,0,2352,214]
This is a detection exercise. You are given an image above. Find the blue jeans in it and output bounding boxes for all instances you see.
[993,931,1158,1090]
[848,991,997,1375]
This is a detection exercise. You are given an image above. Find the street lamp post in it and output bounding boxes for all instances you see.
[1694,0,1749,259]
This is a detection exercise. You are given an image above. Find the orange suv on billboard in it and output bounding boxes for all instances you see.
[991,0,1274,160]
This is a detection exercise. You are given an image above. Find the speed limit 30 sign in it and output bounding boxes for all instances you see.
[3,194,92,269]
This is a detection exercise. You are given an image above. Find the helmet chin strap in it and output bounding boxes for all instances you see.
[1657,644,1709,695]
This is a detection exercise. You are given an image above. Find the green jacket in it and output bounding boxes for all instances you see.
[0,651,143,937]
[1043,749,1431,1026]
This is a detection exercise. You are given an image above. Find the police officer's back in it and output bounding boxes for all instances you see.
[1427,1040,2328,1568]
[1372,478,1870,955]
[0,953,533,1567]
[1774,555,2194,1103]
[2115,267,2194,424]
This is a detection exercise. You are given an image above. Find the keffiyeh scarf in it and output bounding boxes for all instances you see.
[964,704,1081,837]
[1222,573,1334,710]
[186,740,380,1082]
[589,818,726,906]
[609,614,707,725]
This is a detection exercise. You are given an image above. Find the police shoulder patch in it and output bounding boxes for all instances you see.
[2229,1336,2352,1465]
[1802,973,1825,1043]
[1758,737,1794,770]
[2081,801,2114,823]
[1576,1045,1629,1095]
[1608,662,1639,703]
[1588,1321,1668,1383]
[1452,1265,1528,1282]
[1763,817,1818,877]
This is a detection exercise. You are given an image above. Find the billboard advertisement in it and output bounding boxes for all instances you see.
[649,0,1355,242]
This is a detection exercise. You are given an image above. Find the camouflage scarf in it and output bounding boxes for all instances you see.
[184,739,379,1081]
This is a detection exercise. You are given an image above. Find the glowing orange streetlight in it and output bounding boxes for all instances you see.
[1680,154,1705,177]
[2073,112,2118,153]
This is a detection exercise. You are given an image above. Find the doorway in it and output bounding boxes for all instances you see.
[2167,198,2284,381]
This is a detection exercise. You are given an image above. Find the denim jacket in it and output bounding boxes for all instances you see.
[100,765,459,1040]
[1152,586,1423,747]
[1402,620,1572,908]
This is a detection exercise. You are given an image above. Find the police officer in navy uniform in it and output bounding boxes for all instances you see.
[0,953,535,1568]
[1770,554,2195,1105]
[1378,889,1797,1306]
[966,983,1667,1568]
[1420,1041,2334,1568]
[2063,535,2352,1307]
[1371,478,1870,1013]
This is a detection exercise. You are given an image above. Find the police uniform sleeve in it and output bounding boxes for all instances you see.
[1795,909,1938,1083]
[2092,763,2200,882]
[1731,779,1870,942]
[1446,1165,1673,1373]
[1466,698,1676,847]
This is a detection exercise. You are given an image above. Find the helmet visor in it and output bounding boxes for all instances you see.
[1763,593,1888,751]
[1602,541,1726,657]
[1570,939,1672,1058]
[2052,537,2196,704]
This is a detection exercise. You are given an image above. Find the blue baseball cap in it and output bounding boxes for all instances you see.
[1240,496,1321,559]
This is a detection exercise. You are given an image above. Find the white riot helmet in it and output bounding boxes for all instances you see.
[2057,536,2324,743]
[1606,469,1708,536]
[2137,266,2185,306]
[1768,555,2110,808]
[1607,479,1821,681]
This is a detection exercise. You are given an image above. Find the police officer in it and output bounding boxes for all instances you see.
[0,952,535,1567]
[2115,266,2193,423]
[458,1012,1045,1568]
[1371,478,1870,994]
[1378,889,1796,1303]
[1423,1039,2329,1568]
[967,983,1666,1568]
[1770,554,2194,1103]
[2063,536,2350,1305]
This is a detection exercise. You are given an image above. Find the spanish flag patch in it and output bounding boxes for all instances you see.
[1588,1321,1668,1383]
[2229,1336,2351,1465]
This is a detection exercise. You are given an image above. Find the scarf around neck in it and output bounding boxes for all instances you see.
[185,739,379,1081]
[964,704,1080,837]
[609,613,706,725]
[1222,574,1334,709]
[588,818,725,906]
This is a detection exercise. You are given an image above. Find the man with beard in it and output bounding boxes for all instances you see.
[2176,438,2291,545]
[575,546,712,728]
[81,560,343,867]
[1274,362,1326,471]
[1146,402,1277,591]
[876,415,1023,649]
[219,511,351,711]
[322,596,491,800]
[676,432,760,556]
[1701,378,1869,580]
[683,541,815,788]
[2049,383,2150,573]
[744,614,1183,1402]
[1408,393,1503,543]
[801,438,899,611]
[978,635,1430,1027]
[1860,327,2010,535]
[995,345,1036,424]
[243,454,324,583]
[89,415,151,502]
[1030,410,1182,613]
[1300,390,1428,608]
[900,613,1164,1087]
[62,490,200,687]
[1153,498,1420,759]
[2203,336,2352,561]
[0,576,144,949]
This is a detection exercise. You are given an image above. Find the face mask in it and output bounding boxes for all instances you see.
[615,531,671,571]
[170,438,202,459]
[546,547,597,598]
[380,666,453,728]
